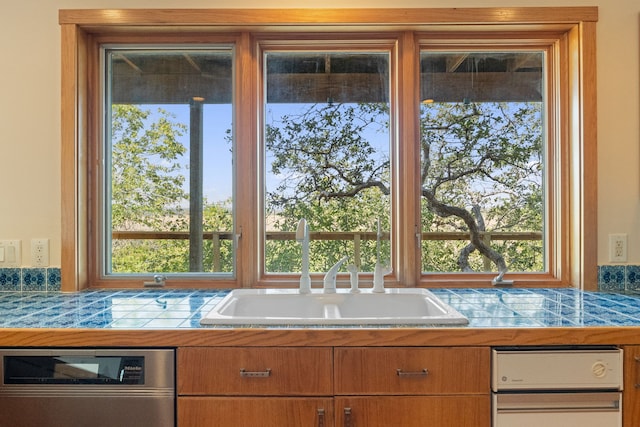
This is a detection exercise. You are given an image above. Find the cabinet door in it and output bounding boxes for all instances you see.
[178,347,333,395]
[624,345,640,427]
[179,397,334,427]
[335,396,490,427]
[335,347,489,395]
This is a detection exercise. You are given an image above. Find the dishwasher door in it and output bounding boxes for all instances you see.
[0,348,175,427]
[493,392,622,427]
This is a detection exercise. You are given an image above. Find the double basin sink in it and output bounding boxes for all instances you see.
[200,288,468,326]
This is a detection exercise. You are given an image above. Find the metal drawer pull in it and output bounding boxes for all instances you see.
[317,408,325,427]
[239,368,271,378]
[397,368,429,377]
[344,407,352,427]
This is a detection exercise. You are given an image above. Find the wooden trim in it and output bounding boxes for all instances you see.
[0,326,639,348]
[578,21,598,291]
[59,8,598,26]
[60,24,76,292]
[623,346,640,427]
[396,31,420,287]
[236,32,257,288]
[60,24,89,292]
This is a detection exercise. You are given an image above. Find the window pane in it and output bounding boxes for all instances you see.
[419,51,545,273]
[264,51,391,274]
[105,48,234,276]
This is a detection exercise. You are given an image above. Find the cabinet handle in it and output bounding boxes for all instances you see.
[396,368,429,377]
[239,368,271,378]
[343,407,352,427]
[635,356,640,388]
[317,408,325,427]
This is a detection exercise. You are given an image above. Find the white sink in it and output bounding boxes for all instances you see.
[200,288,468,326]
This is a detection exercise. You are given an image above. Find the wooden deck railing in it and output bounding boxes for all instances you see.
[112,230,542,271]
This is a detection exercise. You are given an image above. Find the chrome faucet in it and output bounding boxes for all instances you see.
[324,256,348,293]
[296,218,311,294]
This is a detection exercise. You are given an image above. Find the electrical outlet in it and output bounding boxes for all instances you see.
[0,240,21,268]
[609,234,627,263]
[31,239,49,267]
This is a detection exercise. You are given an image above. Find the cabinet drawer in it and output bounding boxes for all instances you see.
[334,347,489,395]
[178,347,333,395]
[179,397,334,427]
[334,395,490,427]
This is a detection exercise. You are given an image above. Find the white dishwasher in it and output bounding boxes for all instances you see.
[492,347,623,427]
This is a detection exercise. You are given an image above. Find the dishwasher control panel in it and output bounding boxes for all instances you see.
[3,354,145,385]
[0,348,174,389]
[492,347,623,391]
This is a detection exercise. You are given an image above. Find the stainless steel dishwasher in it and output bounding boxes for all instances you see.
[0,348,174,427]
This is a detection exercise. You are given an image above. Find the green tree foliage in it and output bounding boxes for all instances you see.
[265,103,391,272]
[110,99,542,275]
[420,102,543,272]
[110,105,234,273]
[267,101,543,273]
[111,105,188,230]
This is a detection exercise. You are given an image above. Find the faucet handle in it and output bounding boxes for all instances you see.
[346,264,360,293]
[323,256,348,293]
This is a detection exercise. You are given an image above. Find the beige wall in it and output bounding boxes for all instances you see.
[1,0,638,268]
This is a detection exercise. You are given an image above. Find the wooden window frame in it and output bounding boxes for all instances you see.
[59,7,598,291]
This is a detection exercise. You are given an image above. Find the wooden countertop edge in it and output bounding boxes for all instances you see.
[0,327,636,347]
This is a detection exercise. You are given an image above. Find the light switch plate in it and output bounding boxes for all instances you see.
[0,240,21,268]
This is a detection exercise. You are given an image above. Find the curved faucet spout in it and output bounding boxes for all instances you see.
[296,219,311,294]
[324,256,348,293]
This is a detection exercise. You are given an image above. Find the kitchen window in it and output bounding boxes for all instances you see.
[418,48,546,276]
[103,47,234,277]
[262,47,392,275]
[60,8,598,290]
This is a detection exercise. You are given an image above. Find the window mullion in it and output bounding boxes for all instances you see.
[395,31,422,286]
[235,32,259,288]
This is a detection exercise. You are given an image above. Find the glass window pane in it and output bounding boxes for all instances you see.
[105,48,234,276]
[264,51,391,274]
[419,51,545,273]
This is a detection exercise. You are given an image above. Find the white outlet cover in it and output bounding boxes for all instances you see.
[609,233,627,263]
[31,238,49,267]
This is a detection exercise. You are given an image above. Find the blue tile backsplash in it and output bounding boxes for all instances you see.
[598,265,640,292]
[0,265,635,293]
[0,268,61,292]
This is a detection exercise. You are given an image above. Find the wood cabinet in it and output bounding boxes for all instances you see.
[334,347,490,427]
[179,397,333,427]
[624,345,640,427]
[334,347,488,394]
[177,346,490,427]
[334,396,489,427]
[178,347,333,395]
[178,347,333,427]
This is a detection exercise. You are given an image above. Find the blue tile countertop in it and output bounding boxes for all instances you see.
[1,288,640,329]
